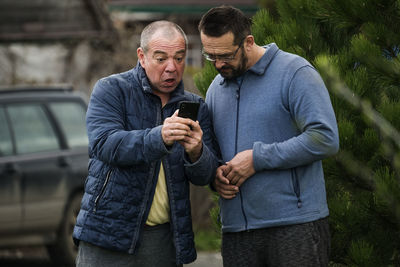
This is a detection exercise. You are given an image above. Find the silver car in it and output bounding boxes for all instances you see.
[0,85,88,266]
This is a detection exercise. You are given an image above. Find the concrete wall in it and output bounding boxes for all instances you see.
[0,41,116,95]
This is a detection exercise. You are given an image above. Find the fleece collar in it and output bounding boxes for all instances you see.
[219,43,280,85]
[249,43,279,76]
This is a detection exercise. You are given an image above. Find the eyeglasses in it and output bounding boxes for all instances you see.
[202,38,245,63]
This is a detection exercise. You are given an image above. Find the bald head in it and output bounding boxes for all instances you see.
[140,21,188,53]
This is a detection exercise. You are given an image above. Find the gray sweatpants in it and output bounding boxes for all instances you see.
[221,217,330,267]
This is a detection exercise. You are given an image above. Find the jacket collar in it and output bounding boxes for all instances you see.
[219,43,279,85]
[249,43,279,75]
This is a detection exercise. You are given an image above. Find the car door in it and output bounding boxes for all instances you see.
[48,100,89,191]
[6,102,68,232]
[0,106,22,233]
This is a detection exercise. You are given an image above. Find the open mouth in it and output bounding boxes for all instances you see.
[163,78,176,87]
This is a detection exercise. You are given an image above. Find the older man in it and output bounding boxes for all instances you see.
[73,20,219,267]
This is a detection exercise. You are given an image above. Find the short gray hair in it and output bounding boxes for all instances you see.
[140,21,188,52]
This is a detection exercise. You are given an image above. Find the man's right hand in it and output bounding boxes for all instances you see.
[214,165,239,199]
[162,110,203,162]
[162,110,191,146]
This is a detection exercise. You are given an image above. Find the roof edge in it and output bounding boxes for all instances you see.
[108,4,259,14]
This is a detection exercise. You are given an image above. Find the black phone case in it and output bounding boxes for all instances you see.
[178,101,200,121]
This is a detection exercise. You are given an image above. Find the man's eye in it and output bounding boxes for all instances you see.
[156,58,166,63]
[175,57,184,62]
[221,56,232,61]
[220,54,233,60]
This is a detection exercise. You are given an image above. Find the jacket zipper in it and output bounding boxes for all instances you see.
[130,161,157,254]
[93,170,112,212]
[235,84,248,230]
[130,98,163,253]
[159,105,178,260]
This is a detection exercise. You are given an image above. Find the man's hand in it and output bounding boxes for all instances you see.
[214,165,239,199]
[223,149,255,187]
[162,110,190,145]
[161,110,203,162]
[178,117,203,162]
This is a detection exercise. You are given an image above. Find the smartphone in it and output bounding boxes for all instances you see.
[178,101,200,121]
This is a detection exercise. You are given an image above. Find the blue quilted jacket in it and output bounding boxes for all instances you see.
[73,62,219,264]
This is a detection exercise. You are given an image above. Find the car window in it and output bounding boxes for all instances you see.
[0,107,13,157]
[7,104,60,154]
[49,101,88,148]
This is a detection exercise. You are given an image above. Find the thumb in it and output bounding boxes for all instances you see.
[172,109,179,117]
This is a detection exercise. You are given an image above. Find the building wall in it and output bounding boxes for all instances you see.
[0,41,116,95]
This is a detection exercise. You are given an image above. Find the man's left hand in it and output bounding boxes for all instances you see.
[178,117,203,163]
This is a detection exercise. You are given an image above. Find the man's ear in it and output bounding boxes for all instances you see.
[244,35,254,51]
[137,47,146,68]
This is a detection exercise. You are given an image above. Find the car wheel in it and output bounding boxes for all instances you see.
[47,192,83,266]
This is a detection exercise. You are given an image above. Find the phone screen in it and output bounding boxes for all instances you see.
[178,101,200,121]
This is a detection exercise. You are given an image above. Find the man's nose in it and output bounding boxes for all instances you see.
[165,58,177,72]
[214,59,227,69]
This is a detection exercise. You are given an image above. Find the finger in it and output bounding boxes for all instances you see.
[173,115,197,131]
[168,126,190,138]
[216,186,238,199]
[223,164,233,178]
[184,132,202,145]
[224,164,241,183]
[167,118,191,132]
[228,173,240,185]
[173,128,190,137]
[235,178,246,187]
[172,109,179,117]
[218,185,239,194]
[216,185,238,199]
[215,178,238,192]
[188,120,200,131]
[216,169,230,185]
[165,128,187,146]
[220,192,237,199]
[178,122,192,133]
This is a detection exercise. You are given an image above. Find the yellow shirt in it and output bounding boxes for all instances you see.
[146,163,170,226]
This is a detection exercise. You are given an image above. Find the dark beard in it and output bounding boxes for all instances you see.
[217,50,248,80]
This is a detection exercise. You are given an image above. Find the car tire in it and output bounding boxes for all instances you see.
[47,192,83,267]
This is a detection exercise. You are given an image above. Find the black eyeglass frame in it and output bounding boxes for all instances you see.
[202,37,246,63]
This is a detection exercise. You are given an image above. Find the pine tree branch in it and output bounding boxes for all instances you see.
[335,151,375,191]
[318,56,400,149]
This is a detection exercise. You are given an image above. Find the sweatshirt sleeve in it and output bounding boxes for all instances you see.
[253,66,339,171]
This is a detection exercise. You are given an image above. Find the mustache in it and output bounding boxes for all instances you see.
[217,66,232,72]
